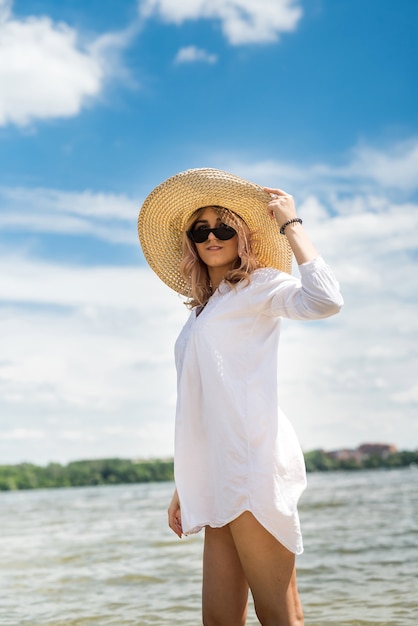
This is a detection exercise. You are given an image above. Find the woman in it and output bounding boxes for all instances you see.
[138,168,343,626]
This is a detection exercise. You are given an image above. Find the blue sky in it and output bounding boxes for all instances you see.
[1,0,417,464]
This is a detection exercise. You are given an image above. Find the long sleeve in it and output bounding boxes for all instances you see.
[248,257,343,320]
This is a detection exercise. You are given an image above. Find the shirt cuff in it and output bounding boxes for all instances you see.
[298,256,326,274]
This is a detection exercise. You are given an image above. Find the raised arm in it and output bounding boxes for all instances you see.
[258,186,343,320]
[263,186,317,266]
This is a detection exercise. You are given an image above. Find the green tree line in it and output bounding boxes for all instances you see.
[0,451,417,491]
[0,458,174,491]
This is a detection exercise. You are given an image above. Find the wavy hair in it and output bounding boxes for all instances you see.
[180,206,260,308]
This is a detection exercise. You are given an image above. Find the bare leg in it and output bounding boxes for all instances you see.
[202,525,249,626]
[285,569,304,625]
[229,512,304,626]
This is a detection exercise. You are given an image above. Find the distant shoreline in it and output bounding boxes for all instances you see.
[1,449,417,491]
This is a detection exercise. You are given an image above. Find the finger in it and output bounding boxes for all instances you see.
[263,186,288,196]
[173,523,182,538]
[176,513,183,535]
[268,196,287,205]
[168,513,183,538]
[169,519,182,538]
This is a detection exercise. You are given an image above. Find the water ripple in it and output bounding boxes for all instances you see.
[0,468,417,625]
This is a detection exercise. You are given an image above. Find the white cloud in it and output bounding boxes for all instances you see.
[0,186,139,244]
[392,386,418,405]
[346,139,418,191]
[0,259,188,463]
[0,428,45,440]
[0,0,131,126]
[0,255,186,310]
[139,0,303,45]
[174,45,217,64]
[225,137,418,195]
[0,0,11,21]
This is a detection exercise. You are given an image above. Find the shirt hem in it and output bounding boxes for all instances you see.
[182,508,304,556]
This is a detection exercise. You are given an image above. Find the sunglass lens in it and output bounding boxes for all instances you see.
[216,226,236,240]
[187,225,237,243]
[191,230,208,243]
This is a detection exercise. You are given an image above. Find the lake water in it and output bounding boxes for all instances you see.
[1,468,417,625]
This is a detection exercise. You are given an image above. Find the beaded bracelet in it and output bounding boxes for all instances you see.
[279,218,303,235]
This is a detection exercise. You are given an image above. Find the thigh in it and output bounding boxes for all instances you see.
[229,512,304,626]
[202,525,249,626]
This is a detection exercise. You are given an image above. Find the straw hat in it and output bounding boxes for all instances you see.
[137,167,292,295]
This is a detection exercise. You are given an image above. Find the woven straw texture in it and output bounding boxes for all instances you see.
[138,168,293,295]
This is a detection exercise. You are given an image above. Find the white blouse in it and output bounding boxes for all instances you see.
[174,256,343,555]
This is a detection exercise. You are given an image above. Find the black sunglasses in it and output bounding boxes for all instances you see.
[187,225,237,244]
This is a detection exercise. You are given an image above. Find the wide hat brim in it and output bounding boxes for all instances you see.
[138,168,292,296]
